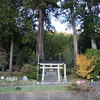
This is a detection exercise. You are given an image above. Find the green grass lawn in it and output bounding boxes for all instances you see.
[67,73,90,83]
[0,71,67,92]
[0,71,38,86]
[0,71,91,92]
[0,84,67,92]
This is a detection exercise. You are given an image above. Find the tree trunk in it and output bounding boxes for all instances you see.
[87,2,97,50]
[9,35,13,76]
[71,1,78,67]
[36,9,45,62]
[91,37,97,50]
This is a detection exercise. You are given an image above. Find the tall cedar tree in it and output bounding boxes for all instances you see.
[61,0,78,66]
[0,0,23,76]
[79,0,100,50]
[24,0,59,61]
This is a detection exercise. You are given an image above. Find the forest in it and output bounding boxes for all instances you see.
[0,0,100,80]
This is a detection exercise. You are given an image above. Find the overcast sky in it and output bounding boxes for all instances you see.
[51,17,73,34]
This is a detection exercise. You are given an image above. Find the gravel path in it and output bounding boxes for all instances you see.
[44,72,62,82]
[86,81,100,90]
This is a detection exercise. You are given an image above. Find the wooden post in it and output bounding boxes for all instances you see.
[58,65,60,82]
[37,54,40,80]
[42,65,45,82]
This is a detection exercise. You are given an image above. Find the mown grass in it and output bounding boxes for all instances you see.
[0,71,91,92]
[0,71,67,92]
[67,73,89,83]
[0,71,38,86]
[0,84,67,92]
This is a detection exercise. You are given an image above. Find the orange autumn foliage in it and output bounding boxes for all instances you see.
[76,54,95,79]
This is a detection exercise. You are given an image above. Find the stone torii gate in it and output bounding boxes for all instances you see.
[39,62,67,82]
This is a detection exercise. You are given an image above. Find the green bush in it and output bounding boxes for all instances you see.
[0,50,8,71]
[12,66,21,72]
[66,69,72,75]
[84,48,100,80]
[60,68,64,76]
[37,74,42,81]
[24,72,37,79]
[28,52,37,66]
[20,64,37,79]
[62,46,74,68]
[60,68,72,76]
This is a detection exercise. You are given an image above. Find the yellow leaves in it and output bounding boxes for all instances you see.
[87,75,93,80]
[76,54,95,79]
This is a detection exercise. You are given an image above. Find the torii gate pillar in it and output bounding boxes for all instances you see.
[63,64,67,82]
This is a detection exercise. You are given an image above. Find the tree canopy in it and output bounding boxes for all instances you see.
[0,0,100,73]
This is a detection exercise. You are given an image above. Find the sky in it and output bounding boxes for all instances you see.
[52,13,100,34]
[51,17,73,34]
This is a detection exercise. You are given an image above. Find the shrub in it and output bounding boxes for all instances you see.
[66,83,94,92]
[66,83,99,100]
[85,49,100,80]
[76,54,95,79]
[62,46,74,68]
[24,72,37,79]
[20,64,37,79]
[12,66,21,72]
[28,52,37,66]
[60,68,72,76]
[0,51,8,71]
[20,66,31,73]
